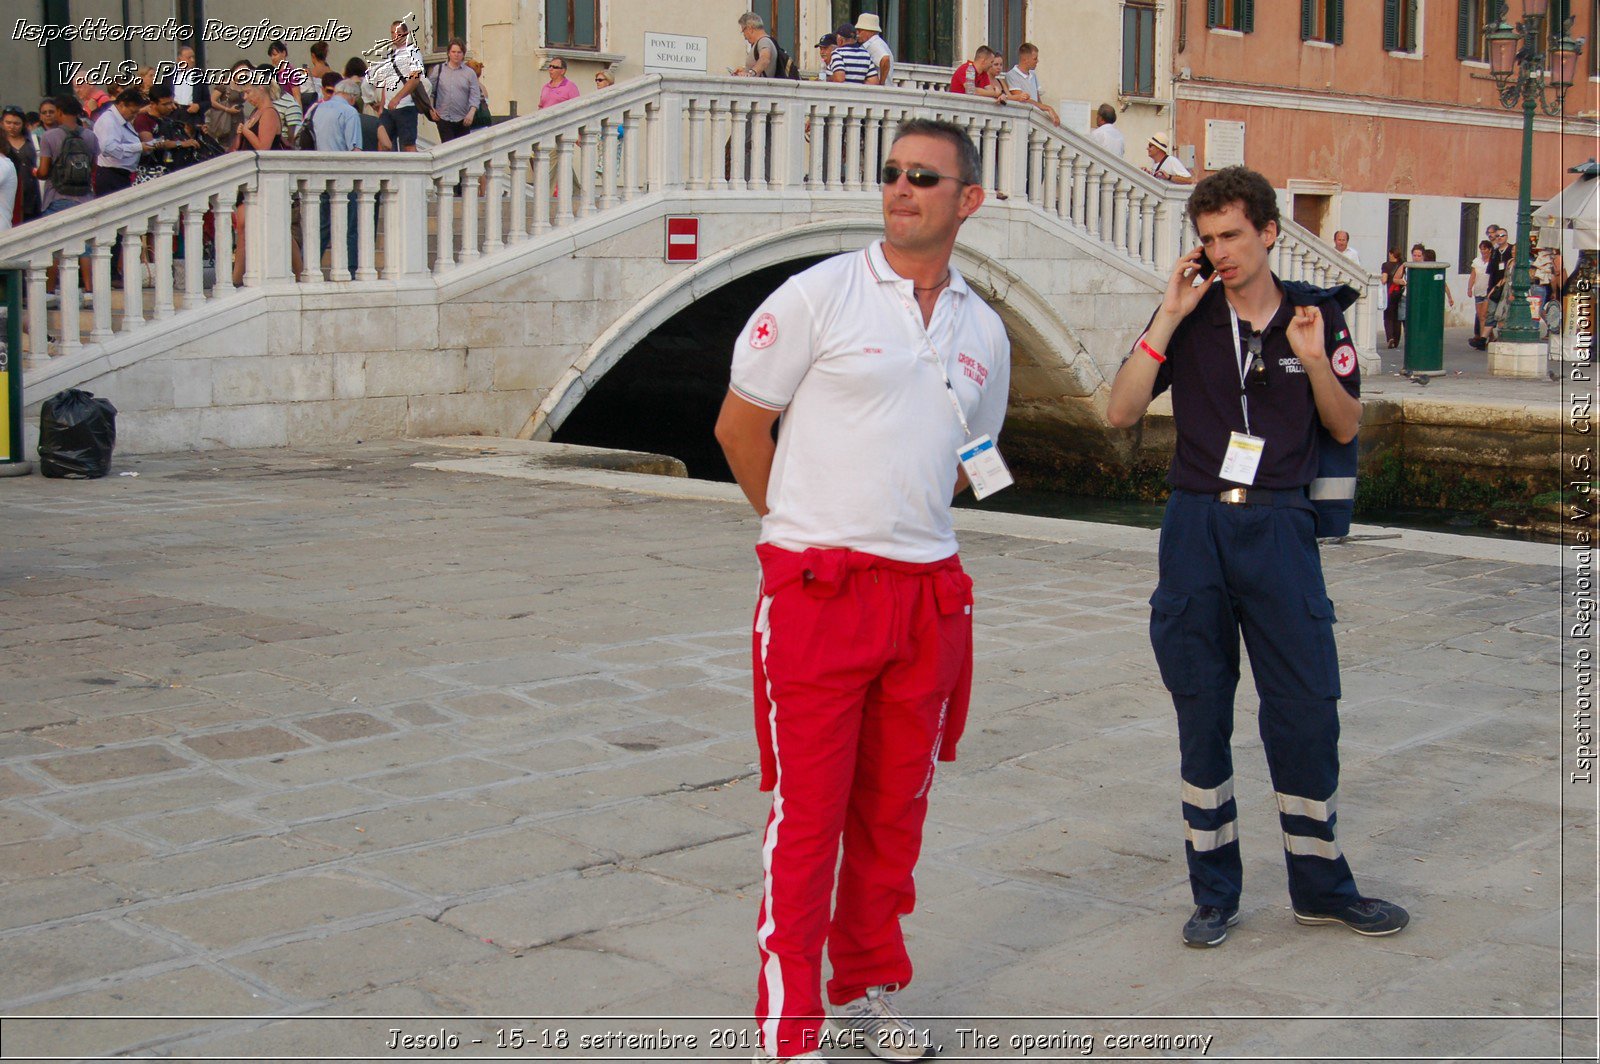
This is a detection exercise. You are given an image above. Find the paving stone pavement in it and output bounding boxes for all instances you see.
[0,440,1591,1063]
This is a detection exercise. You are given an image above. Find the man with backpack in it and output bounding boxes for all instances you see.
[35,95,98,300]
[36,95,98,216]
[735,12,799,79]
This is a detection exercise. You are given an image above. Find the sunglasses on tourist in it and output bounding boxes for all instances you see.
[880,165,968,188]
[1246,332,1269,387]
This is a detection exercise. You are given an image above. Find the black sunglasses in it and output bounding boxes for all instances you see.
[1246,332,1269,388]
[881,165,968,189]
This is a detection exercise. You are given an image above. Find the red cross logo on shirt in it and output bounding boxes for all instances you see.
[750,312,778,349]
[1330,344,1357,378]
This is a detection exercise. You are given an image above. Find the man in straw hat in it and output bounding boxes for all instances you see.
[853,12,894,86]
[1146,132,1194,185]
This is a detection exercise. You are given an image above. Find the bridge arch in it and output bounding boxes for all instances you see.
[521,219,1106,443]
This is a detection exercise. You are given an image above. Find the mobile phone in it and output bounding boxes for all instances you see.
[1196,249,1215,280]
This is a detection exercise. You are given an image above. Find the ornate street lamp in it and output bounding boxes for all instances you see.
[1486,1,1586,345]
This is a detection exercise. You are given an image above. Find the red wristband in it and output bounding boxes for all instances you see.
[1138,337,1166,363]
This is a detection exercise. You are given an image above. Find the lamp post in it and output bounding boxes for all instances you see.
[1486,0,1583,345]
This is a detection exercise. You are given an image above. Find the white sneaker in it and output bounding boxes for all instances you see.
[752,1051,828,1062]
[829,986,932,1061]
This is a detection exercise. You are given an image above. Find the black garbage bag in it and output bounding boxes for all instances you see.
[38,389,117,479]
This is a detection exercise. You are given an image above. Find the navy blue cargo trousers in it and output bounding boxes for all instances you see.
[1149,489,1362,913]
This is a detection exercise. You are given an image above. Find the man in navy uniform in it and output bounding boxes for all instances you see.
[1106,166,1409,948]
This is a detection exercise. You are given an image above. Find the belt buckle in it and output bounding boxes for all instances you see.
[1218,488,1248,504]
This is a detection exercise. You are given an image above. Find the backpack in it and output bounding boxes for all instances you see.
[760,35,801,80]
[51,127,93,197]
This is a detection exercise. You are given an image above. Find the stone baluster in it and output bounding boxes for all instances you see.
[578,126,600,213]
[1140,194,1159,267]
[599,122,620,207]
[355,180,379,281]
[531,142,552,234]
[824,105,844,192]
[1026,131,1043,207]
[844,108,864,193]
[508,150,528,241]
[329,179,353,281]
[555,136,576,225]
[726,101,748,193]
[1120,180,1132,257]
[687,99,707,191]
[121,220,146,330]
[296,184,321,286]
[622,111,642,199]
[182,199,206,306]
[151,209,177,315]
[862,109,882,187]
[213,193,235,294]
[54,246,80,355]
[88,239,113,343]
[484,157,505,252]
[240,184,262,287]
[1084,167,1102,240]
[25,259,49,361]
[749,103,770,192]
[1069,154,1087,229]
[804,103,824,192]
[434,174,456,269]
[460,165,481,261]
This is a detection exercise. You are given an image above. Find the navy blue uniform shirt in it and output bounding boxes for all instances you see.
[1150,278,1360,493]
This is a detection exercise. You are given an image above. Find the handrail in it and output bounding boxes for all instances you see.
[3,72,1375,382]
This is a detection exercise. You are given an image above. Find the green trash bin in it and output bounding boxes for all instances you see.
[1403,261,1447,376]
[0,265,30,476]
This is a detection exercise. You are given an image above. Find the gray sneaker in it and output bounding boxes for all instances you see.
[1181,904,1240,947]
[1293,896,1409,936]
[829,985,932,1061]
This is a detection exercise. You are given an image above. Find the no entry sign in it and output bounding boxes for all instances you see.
[665,217,699,263]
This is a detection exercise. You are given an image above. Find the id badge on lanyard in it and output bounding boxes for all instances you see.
[1223,304,1266,486]
[894,281,1013,500]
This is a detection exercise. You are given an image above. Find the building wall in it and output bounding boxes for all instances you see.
[1170,0,1598,322]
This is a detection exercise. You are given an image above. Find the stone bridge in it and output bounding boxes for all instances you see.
[0,74,1374,459]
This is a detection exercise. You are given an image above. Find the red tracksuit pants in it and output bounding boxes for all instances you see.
[750,544,974,1058]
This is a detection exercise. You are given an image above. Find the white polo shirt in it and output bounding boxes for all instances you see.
[862,34,894,83]
[730,240,1010,564]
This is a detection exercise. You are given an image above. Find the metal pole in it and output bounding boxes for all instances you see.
[1501,46,1542,344]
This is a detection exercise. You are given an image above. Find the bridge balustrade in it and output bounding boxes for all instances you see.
[0,73,1375,385]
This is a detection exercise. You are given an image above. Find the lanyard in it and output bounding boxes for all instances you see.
[1226,303,1253,436]
[889,274,974,441]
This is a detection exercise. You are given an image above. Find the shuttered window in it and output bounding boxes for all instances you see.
[1123,2,1158,96]
[1384,0,1419,52]
[1207,0,1255,32]
[1301,0,1345,43]
[546,0,599,48]
[1457,0,1490,61]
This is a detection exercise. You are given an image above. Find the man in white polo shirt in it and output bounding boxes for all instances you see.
[716,118,1010,1064]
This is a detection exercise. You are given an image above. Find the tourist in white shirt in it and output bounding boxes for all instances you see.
[854,12,893,85]
[1145,132,1192,184]
[1089,103,1126,159]
[1333,230,1361,267]
[1003,43,1059,124]
[91,89,145,196]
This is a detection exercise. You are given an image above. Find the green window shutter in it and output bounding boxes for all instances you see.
[1241,0,1256,32]
[1331,0,1345,44]
[1383,0,1400,50]
[1405,0,1419,49]
[1301,0,1314,39]
[1208,0,1225,29]
[1457,0,1473,59]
